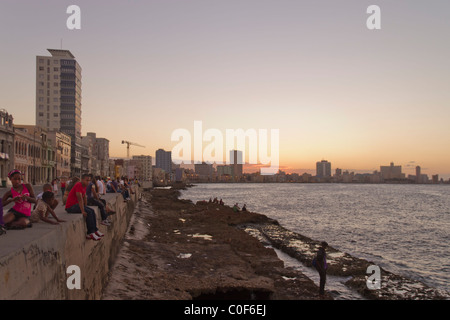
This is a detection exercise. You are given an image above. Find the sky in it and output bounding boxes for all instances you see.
[1,0,449,178]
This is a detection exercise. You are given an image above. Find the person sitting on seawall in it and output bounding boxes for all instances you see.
[120,177,131,201]
[233,203,240,212]
[1,169,37,230]
[241,204,247,212]
[96,176,106,196]
[86,174,114,226]
[123,177,133,199]
[30,191,66,225]
[65,173,104,241]
[111,178,120,193]
[105,178,115,193]
[35,183,59,210]
[63,177,80,206]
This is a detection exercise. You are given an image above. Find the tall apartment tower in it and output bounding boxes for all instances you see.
[229,150,243,181]
[36,49,82,176]
[316,160,332,178]
[155,149,172,174]
[415,166,421,184]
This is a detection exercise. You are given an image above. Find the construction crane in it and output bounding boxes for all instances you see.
[122,140,145,159]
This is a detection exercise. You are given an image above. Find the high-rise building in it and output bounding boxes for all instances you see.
[416,166,421,184]
[380,162,404,180]
[155,149,172,174]
[36,49,82,176]
[95,137,110,177]
[316,160,331,178]
[229,150,243,181]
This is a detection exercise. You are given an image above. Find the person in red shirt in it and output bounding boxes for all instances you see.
[65,174,104,241]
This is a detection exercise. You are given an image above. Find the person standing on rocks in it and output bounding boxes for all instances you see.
[314,241,328,296]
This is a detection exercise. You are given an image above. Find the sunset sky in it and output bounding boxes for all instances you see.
[1,0,449,178]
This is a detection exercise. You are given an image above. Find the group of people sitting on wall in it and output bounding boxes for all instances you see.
[0,169,135,241]
[207,197,247,213]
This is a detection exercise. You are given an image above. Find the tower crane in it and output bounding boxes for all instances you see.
[121,140,145,159]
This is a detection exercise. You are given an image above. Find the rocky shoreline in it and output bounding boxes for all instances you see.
[102,187,330,300]
[249,223,449,300]
[102,186,449,300]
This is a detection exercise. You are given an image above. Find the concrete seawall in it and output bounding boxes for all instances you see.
[0,187,138,300]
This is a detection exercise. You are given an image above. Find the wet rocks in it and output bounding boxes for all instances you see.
[103,189,328,300]
[254,222,450,300]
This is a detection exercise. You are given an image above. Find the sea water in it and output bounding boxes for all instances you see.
[180,183,450,294]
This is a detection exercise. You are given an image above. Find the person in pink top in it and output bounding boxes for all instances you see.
[1,169,37,230]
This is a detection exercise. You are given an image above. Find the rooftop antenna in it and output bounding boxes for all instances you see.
[60,38,63,49]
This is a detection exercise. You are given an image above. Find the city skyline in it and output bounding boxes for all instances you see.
[1,1,450,178]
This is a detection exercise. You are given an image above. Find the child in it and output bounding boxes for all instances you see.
[30,191,66,225]
[36,183,59,210]
[1,169,36,229]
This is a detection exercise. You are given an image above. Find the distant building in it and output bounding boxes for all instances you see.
[217,165,233,176]
[95,136,110,177]
[155,149,172,174]
[0,109,14,186]
[229,150,243,181]
[175,167,185,182]
[432,174,439,184]
[195,162,214,181]
[316,160,331,178]
[47,130,71,179]
[36,49,83,177]
[132,155,153,182]
[416,166,421,184]
[14,125,54,184]
[380,162,405,180]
